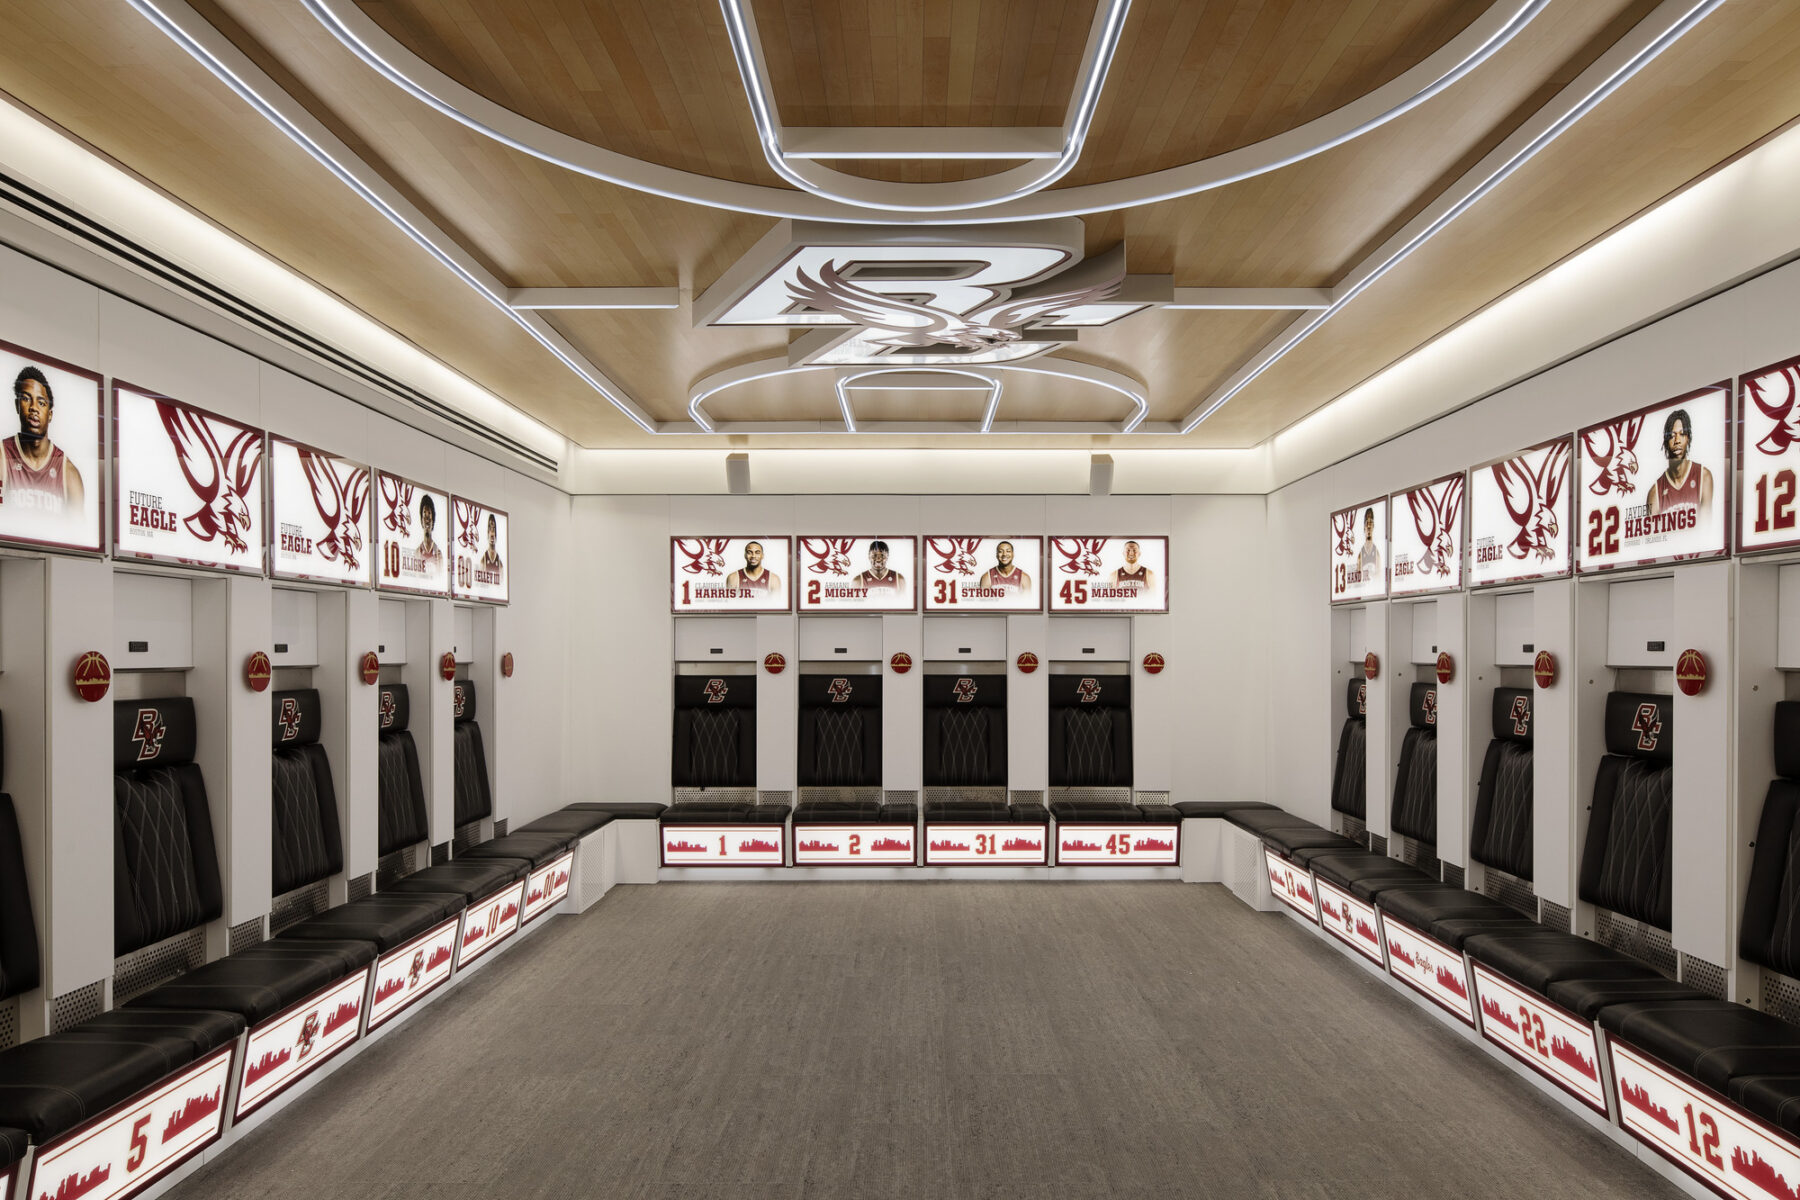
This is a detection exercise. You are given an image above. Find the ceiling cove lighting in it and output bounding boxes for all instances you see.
[832,369,1005,434]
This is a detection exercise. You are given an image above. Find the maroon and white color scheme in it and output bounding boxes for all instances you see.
[244,651,271,693]
[923,536,1044,611]
[670,536,793,613]
[1677,648,1709,697]
[662,825,786,867]
[1016,652,1039,674]
[25,1045,233,1200]
[924,824,1048,866]
[374,472,449,596]
[762,652,786,674]
[1534,650,1557,689]
[1741,355,1800,554]
[1263,848,1319,923]
[1363,652,1379,682]
[1329,500,1387,603]
[500,651,515,678]
[1048,535,1168,613]
[797,536,917,612]
[73,650,111,702]
[889,652,912,674]
[1435,652,1454,685]
[1389,474,1465,596]
[1315,877,1383,964]
[267,437,370,586]
[1382,917,1474,1025]
[521,852,574,925]
[360,651,380,686]
[793,825,916,866]
[1577,384,1731,572]
[1471,963,1606,1114]
[366,917,459,1030]
[1055,825,1179,866]
[454,880,526,969]
[0,339,103,553]
[114,384,264,574]
[1468,437,1572,587]
[1141,653,1165,676]
[450,497,509,604]
[1609,1037,1800,1200]
[234,967,371,1119]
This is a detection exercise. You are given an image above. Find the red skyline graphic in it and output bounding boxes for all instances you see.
[1003,838,1039,852]
[1734,1145,1800,1200]
[1321,898,1344,923]
[527,884,546,904]
[666,840,708,854]
[374,977,404,1005]
[871,838,909,852]
[500,901,518,923]
[463,924,485,948]
[740,839,779,854]
[1434,965,1467,999]
[798,840,836,853]
[427,945,452,970]
[1138,838,1174,852]
[1622,1081,1681,1133]
[40,1164,110,1200]
[161,1088,221,1142]
[1296,881,1314,904]
[1355,918,1379,943]
[1481,997,1520,1033]
[1550,1035,1597,1080]
[1388,942,1418,969]
[1064,840,1101,853]
[322,1000,360,1036]
[931,840,970,852]
[551,868,570,891]
[244,1047,291,1087]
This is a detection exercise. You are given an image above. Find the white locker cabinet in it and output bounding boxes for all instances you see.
[673,617,757,663]
[1605,576,1674,668]
[1778,564,1800,670]
[1493,592,1534,665]
[1047,616,1130,662]
[377,599,408,664]
[453,605,475,662]
[1330,606,1351,664]
[798,616,883,661]
[1407,600,1439,665]
[114,574,193,670]
[1347,607,1368,660]
[271,588,319,667]
[923,616,1006,661]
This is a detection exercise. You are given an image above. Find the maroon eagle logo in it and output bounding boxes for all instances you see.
[278,696,302,741]
[1077,677,1102,703]
[1491,441,1570,562]
[803,537,855,576]
[298,449,370,571]
[452,498,483,552]
[675,538,728,577]
[1052,537,1105,577]
[952,677,978,703]
[828,678,852,703]
[1581,416,1644,496]
[380,475,415,538]
[1332,511,1356,557]
[133,707,167,762]
[1748,364,1800,457]
[1407,478,1464,577]
[703,678,729,704]
[1632,703,1663,752]
[157,400,261,554]
[927,536,981,576]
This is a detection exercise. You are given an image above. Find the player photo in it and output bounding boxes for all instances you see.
[7,364,85,519]
[729,540,781,592]
[1645,408,1714,521]
[416,493,442,565]
[1577,384,1728,571]
[672,537,793,612]
[856,539,904,591]
[481,514,504,577]
[980,540,1030,592]
[1111,539,1156,592]
[0,341,102,552]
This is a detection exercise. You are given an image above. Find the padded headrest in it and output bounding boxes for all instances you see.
[1491,688,1533,744]
[1049,673,1130,709]
[1604,691,1673,762]
[1409,681,1438,731]
[924,673,1006,709]
[453,678,477,723]
[799,673,881,709]
[271,689,323,748]
[675,673,756,710]
[1776,702,1800,780]
[378,684,410,733]
[1346,676,1367,720]
[114,697,197,769]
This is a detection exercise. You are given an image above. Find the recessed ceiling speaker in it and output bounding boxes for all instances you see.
[1089,453,1114,496]
[726,452,750,495]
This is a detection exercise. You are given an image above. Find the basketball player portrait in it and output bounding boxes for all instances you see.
[481,513,503,575]
[979,540,1030,591]
[416,493,442,564]
[729,540,781,591]
[1112,539,1155,591]
[1645,408,1714,519]
[855,539,904,590]
[6,365,84,519]
[1357,508,1382,578]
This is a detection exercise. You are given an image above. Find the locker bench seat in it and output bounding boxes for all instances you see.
[568,801,668,819]
[0,1128,24,1174]
[514,808,616,838]
[459,831,581,868]
[660,803,790,826]
[128,939,375,1026]
[1375,887,1536,950]
[1172,801,1275,819]
[384,858,528,904]
[279,892,466,953]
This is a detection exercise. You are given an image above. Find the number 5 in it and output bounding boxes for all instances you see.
[128,1113,151,1170]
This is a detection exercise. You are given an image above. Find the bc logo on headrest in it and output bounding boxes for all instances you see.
[1357,682,1366,716]
[828,678,852,703]
[1510,695,1531,737]
[1077,678,1102,703]
[704,679,729,704]
[1421,689,1437,726]
[453,684,467,718]
[278,697,302,742]
[379,691,397,729]
[953,677,978,703]
[1633,703,1663,752]
[133,707,167,762]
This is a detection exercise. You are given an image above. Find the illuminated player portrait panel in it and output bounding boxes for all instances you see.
[1046,535,1168,613]
[1739,354,1800,554]
[796,535,918,612]
[1388,474,1465,597]
[0,339,103,553]
[1467,437,1572,588]
[374,472,450,596]
[1328,500,1386,603]
[267,436,371,586]
[922,535,1043,612]
[114,383,264,573]
[1577,383,1730,572]
[670,536,793,613]
[450,497,509,604]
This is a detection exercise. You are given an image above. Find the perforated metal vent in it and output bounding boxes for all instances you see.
[1396,835,1440,877]
[674,787,754,806]
[1442,863,1464,889]
[758,790,792,808]
[431,841,451,866]
[1761,970,1800,1024]
[1367,833,1387,856]
[51,980,105,1033]
[1679,954,1729,1000]
[493,818,508,838]
[453,820,484,852]
[0,997,17,1050]
[347,872,373,902]
[886,790,918,806]
[1051,787,1131,806]
[798,787,880,806]
[377,848,415,888]
[927,786,1006,805]
[228,917,265,954]
[113,928,206,1004]
[1227,827,1262,897]
[1008,790,1043,807]
[1480,869,1537,918]
[1540,900,1572,932]
[270,880,330,934]
[1338,815,1367,842]
[1135,790,1171,807]
[1594,910,1678,978]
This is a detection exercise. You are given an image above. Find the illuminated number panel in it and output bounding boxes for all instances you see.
[234,968,372,1120]
[267,436,373,586]
[1388,473,1465,597]
[1380,916,1475,1025]
[1263,848,1319,923]
[453,880,527,971]
[1576,383,1731,573]
[1466,436,1573,588]
[1314,876,1384,965]
[670,536,794,614]
[796,535,918,612]
[923,824,1048,866]
[0,338,104,554]
[1328,500,1387,604]
[1470,963,1607,1114]
[1740,354,1800,555]
[922,535,1044,613]
[791,825,917,866]
[1054,824,1179,866]
[450,497,510,604]
[521,853,575,925]
[114,383,265,575]
[373,471,450,597]
[366,917,460,1031]
[661,825,787,867]
[1047,535,1168,614]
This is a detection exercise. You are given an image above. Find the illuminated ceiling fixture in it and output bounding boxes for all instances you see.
[833,369,1005,434]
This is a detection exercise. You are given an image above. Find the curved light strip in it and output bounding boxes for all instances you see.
[1179,0,1728,433]
[718,0,1132,213]
[127,0,658,434]
[833,368,1005,433]
[302,0,1545,223]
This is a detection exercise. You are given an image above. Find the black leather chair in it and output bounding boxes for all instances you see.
[1389,681,1438,851]
[377,684,430,858]
[1469,687,1535,884]
[922,673,1018,824]
[793,674,884,823]
[112,698,223,958]
[0,792,40,1006]
[1330,676,1368,821]
[1047,673,1136,820]
[452,679,492,830]
[664,674,788,824]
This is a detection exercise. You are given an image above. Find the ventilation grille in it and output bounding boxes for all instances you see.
[228,917,265,954]
[431,841,451,866]
[113,928,206,1004]
[0,996,17,1050]
[1594,910,1678,978]
[1396,835,1440,877]
[927,786,1006,805]
[798,786,881,806]
[1338,815,1367,842]
[1680,954,1729,1000]
[453,820,484,853]
[886,790,918,806]
[1135,790,1170,807]
[347,872,373,902]
[270,881,330,934]
[673,787,754,806]
[1761,970,1800,1024]
[1480,868,1538,918]
[377,848,416,888]
[1442,863,1465,889]
[51,980,105,1033]
[1009,790,1043,807]
[493,819,508,838]
[1050,787,1131,806]
[1540,900,1572,933]
[1367,833,1388,856]
[757,790,792,808]
[1227,827,1263,898]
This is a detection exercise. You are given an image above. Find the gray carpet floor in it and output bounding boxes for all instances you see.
[169,884,1682,1199]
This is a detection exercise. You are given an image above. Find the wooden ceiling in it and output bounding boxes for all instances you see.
[1,0,1796,452]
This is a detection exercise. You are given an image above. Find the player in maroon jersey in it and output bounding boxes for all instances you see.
[1645,408,1713,520]
[728,540,781,592]
[6,366,85,520]
[978,540,1030,591]
[1111,540,1155,591]
[855,540,904,590]
[480,513,503,575]
[416,493,442,564]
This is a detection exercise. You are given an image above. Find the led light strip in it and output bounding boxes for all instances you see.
[832,368,1004,433]
[1179,0,1727,433]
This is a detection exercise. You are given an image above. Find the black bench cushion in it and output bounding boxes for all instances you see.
[0,1009,244,1143]
[1008,801,1050,824]
[662,803,757,822]
[270,689,344,897]
[569,801,666,818]
[1307,852,1431,891]
[1331,677,1368,819]
[127,939,374,1025]
[1137,804,1181,822]
[1378,887,1535,948]
[278,892,465,953]
[1227,809,1324,836]
[1050,801,1144,822]
[1740,703,1800,976]
[1389,682,1439,845]
[515,809,615,838]
[1263,827,1360,857]
[1578,692,1674,929]
[384,859,527,904]
[0,794,40,1001]
[879,799,918,823]
[0,1127,24,1172]
[924,800,1011,823]
[460,832,579,868]
[1599,1001,1800,1093]
[113,699,223,957]
[1728,1076,1800,1136]
[1469,688,1535,880]
[1173,801,1275,819]
[452,680,493,826]
[1465,929,1657,995]
[793,801,885,823]
[1543,975,1710,1021]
